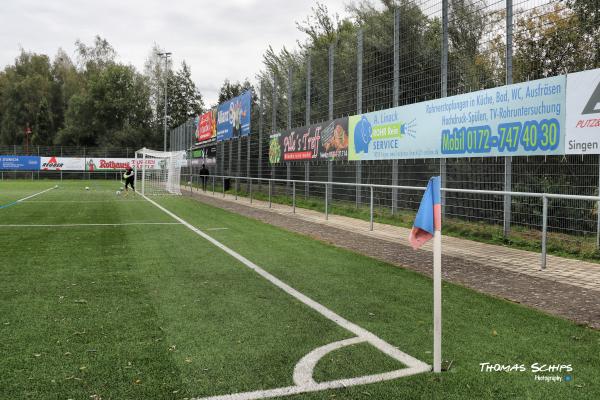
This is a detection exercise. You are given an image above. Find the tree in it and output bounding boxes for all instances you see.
[513,4,595,81]
[56,63,153,147]
[218,79,254,103]
[144,47,205,133]
[168,61,204,128]
[75,35,117,72]
[0,50,61,146]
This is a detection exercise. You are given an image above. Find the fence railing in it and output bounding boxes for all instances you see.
[182,174,600,271]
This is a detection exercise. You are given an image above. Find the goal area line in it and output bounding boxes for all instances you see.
[140,193,431,400]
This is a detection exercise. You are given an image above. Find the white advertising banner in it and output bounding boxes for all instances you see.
[84,158,160,171]
[40,156,86,171]
[565,68,600,154]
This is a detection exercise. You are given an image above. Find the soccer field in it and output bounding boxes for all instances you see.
[1,180,599,400]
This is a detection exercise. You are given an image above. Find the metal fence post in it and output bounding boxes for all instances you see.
[250,178,253,204]
[370,185,374,231]
[259,81,264,184]
[305,55,311,198]
[287,66,292,194]
[541,195,548,270]
[228,140,233,178]
[440,0,448,216]
[272,73,277,137]
[237,137,241,193]
[293,181,296,213]
[212,175,215,195]
[247,135,251,191]
[356,28,363,208]
[597,155,600,248]
[269,180,272,208]
[327,42,334,202]
[222,176,225,198]
[325,183,329,220]
[392,9,400,214]
[504,0,514,238]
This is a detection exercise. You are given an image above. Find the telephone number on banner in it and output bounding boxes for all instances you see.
[441,119,560,155]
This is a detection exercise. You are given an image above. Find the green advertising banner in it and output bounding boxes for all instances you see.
[349,74,566,160]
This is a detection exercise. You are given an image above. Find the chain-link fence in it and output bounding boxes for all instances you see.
[168,0,600,257]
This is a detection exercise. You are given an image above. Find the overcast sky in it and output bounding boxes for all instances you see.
[0,0,351,107]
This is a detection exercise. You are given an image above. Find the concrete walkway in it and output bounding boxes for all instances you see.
[183,187,600,328]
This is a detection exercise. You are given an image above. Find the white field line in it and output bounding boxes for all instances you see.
[0,186,57,210]
[0,222,181,227]
[196,366,429,400]
[141,194,431,399]
[205,227,229,231]
[23,200,147,203]
[292,337,366,386]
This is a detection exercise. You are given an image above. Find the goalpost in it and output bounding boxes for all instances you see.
[134,147,186,196]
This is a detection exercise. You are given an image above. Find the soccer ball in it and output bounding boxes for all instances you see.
[85,187,90,191]
[116,190,121,195]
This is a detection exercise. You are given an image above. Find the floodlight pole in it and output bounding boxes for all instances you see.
[157,52,172,152]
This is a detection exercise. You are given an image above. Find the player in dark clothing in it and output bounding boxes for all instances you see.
[199,164,210,191]
[124,167,135,192]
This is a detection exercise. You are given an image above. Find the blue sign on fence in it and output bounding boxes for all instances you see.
[0,156,41,170]
[216,90,252,141]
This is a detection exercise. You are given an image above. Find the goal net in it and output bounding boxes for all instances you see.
[134,148,186,195]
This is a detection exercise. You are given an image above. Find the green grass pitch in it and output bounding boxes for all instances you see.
[0,180,599,399]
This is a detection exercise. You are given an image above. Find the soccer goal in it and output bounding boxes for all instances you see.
[134,147,186,195]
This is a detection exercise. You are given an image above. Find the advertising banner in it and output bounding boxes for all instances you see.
[269,117,349,164]
[195,108,217,145]
[84,158,159,171]
[565,68,600,154]
[349,75,566,160]
[0,156,40,170]
[40,156,85,171]
[217,90,252,141]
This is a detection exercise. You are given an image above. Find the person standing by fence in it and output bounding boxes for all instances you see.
[199,164,209,191]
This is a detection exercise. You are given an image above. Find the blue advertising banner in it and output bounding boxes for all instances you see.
[216,90,252,141]
[0,156,41,170]
[349,75,566,160]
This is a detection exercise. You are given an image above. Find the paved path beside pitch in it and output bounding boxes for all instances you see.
[184,188,600,329]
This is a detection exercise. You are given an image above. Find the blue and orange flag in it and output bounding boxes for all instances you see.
[409,176,442,250]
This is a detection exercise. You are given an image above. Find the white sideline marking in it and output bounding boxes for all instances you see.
[140,194,430,399]
[0,186,57,210]
[293,337,366,386]
[205,227,229,231]
[0,222,181,227]
[23,200,147,203]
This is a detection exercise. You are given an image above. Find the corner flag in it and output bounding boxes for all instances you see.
[409,176,442,373]
[409,176,441,250]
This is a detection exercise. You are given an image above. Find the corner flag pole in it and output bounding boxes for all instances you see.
[433,227,442,373]
[408,176,442,373]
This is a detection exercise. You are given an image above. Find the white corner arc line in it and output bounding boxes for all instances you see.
[141,194,430,372]
[293,337,366,386]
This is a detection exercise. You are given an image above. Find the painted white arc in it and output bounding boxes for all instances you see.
[292,337,366,386]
